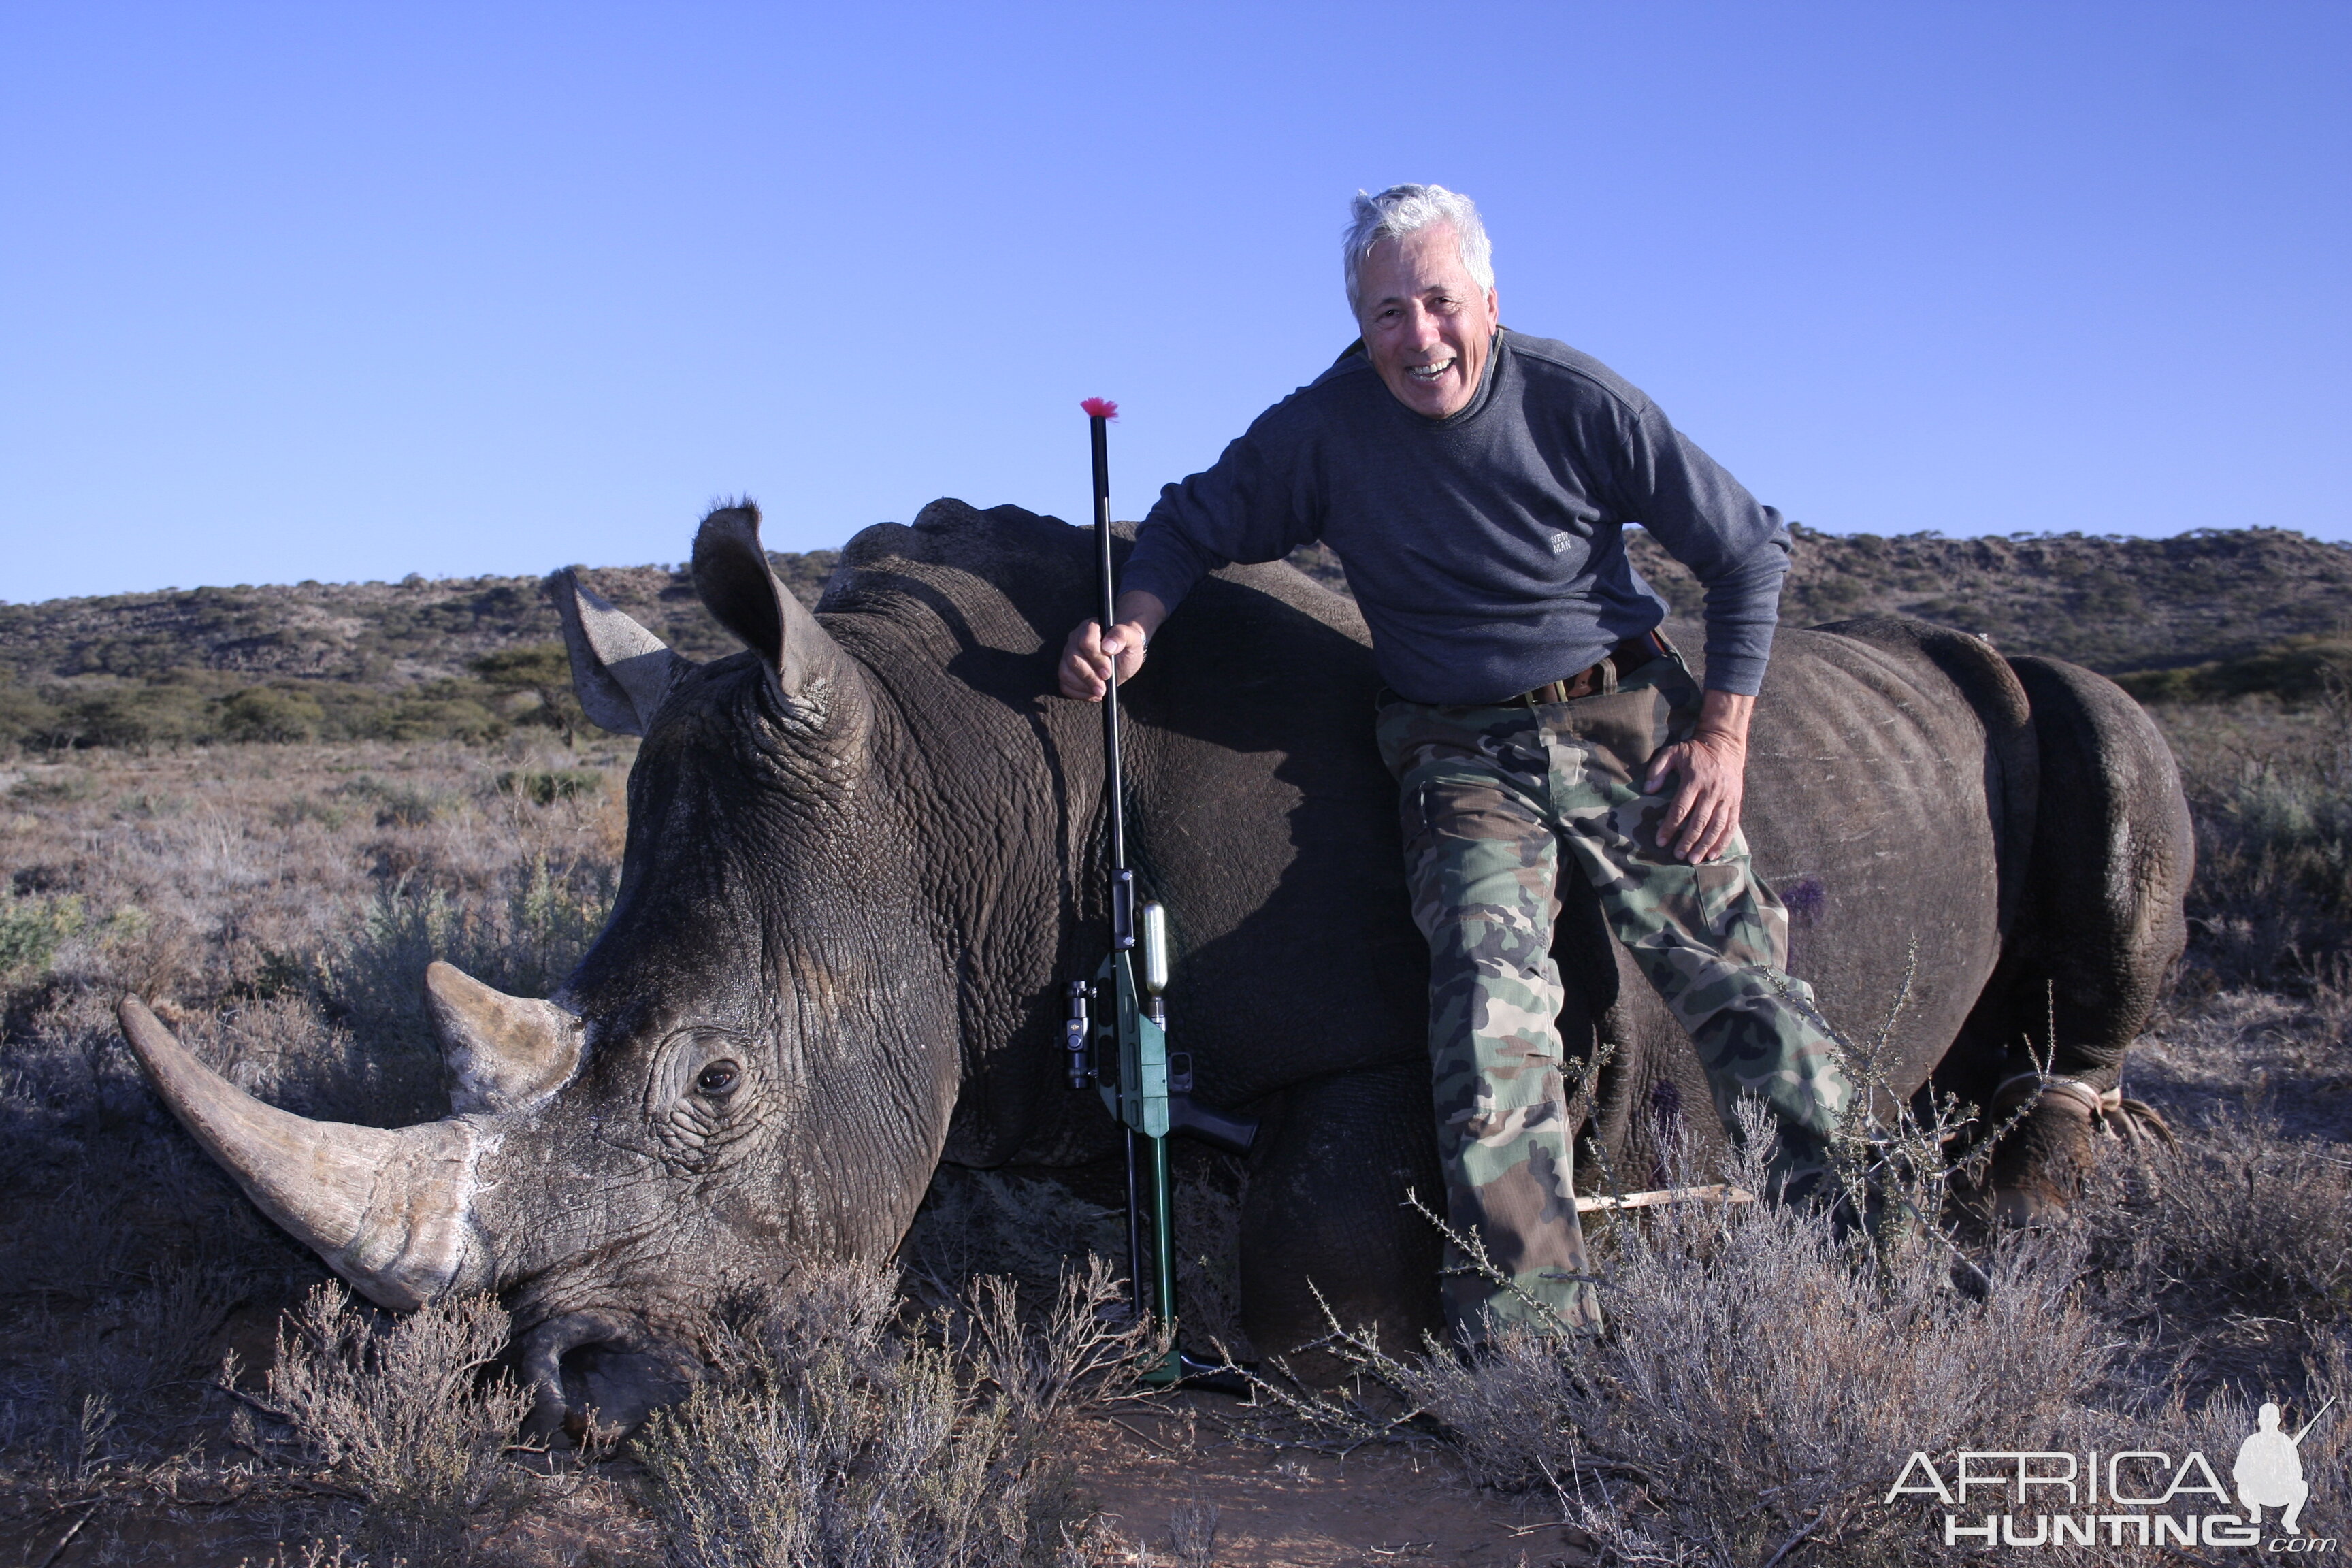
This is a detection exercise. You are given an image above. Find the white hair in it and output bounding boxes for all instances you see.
[1342,184,1495,318]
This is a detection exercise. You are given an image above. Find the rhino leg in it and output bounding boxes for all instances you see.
[1955,656,2193,1225]
[1239,1060,1443,1365]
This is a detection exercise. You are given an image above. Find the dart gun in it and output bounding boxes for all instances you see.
[1061,397,1256,1390]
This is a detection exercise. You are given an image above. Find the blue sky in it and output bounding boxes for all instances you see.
[2,2,2345,601]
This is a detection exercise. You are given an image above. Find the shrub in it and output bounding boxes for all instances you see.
[219,685,327,743]
[2176,685,2352,980]
[2117,634,2352,705]
[494,768,602,806]
[0,680,60,749]
[2205,759,2352,913]
[235,1284,530,1561]
[309,856,616,1121]
[1,1260,251,1482]
[54,683,214,749]
[2083,1102,2352,1318]
[472,644,586,745]
[0,888,84,985]
[1414,1175,2106,1561]
[334,774,447,827]
[1237,1112,2133,1566]
[269,794,351,830]
[637,1260,1134,1568]
[6,768,92,804]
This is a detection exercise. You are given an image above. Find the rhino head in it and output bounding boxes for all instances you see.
[121,503,968,1437]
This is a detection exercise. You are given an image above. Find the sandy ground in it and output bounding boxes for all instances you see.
[1,1409,1587,1568]
[1071,1400,1594,1568]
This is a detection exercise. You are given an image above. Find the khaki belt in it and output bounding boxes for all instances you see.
[1516,630,1673,707]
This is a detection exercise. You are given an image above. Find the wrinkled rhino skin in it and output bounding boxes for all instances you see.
[121,497,2192,1433]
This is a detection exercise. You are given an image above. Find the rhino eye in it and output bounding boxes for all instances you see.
[695,1062,741,1096]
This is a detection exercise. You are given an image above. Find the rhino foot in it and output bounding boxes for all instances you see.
[1989,1182,2072,1230]
[1978,1082,2106,1231]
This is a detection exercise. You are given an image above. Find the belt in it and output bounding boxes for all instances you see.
[1515,630,1673,706]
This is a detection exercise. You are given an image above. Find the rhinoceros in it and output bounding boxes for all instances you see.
[119,498,2193,1435]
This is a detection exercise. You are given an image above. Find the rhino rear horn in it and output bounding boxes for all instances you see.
[692,503,846,700]
[424,961,583,1113]
[546,569,691,736]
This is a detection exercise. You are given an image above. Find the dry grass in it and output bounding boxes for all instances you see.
[2148,687,2352,989]
[2083,1101,2352,1318]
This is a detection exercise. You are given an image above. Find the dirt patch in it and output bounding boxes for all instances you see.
[1071,1400,1589,1568]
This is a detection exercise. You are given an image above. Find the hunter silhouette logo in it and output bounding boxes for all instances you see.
[2239,1399,2332,1537]
[1886,1399,2336,1551]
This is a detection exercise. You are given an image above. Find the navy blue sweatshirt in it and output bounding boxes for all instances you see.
[1120,330,1791,704]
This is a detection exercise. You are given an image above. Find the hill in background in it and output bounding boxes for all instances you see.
[3,519,2348,749]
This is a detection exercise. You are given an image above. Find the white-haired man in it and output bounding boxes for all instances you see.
[1059,184,1853,1339]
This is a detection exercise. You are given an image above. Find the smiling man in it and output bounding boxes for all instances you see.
[1058,184,1854,1341]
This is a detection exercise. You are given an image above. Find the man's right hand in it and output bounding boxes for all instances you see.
[1059,618,1149,701]
[1058,590,1169,701]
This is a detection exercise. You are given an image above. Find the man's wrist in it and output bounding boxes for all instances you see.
[1113,589,1169,643]
[1693,687,1756,749]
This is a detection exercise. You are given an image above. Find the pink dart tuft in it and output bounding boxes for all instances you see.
[1080,397,1120,420]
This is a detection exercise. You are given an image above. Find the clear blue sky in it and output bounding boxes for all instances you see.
[3,2,2345,602]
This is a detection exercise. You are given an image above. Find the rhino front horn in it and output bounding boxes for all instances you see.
[118,997,493,1311]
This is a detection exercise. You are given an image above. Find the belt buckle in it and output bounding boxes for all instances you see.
[1525,672,1586,706]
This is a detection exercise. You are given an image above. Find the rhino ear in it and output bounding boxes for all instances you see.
[546,569,691,736]
[691,503,846,699]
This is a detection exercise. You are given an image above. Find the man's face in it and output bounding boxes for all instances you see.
[1356,223,1500,419]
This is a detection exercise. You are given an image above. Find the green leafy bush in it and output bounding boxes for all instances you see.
[54,683,214,749]
[2117,635,2352,706]
[471,644,585,744]
[218,685,327,742]
[0,889,84,983]
[0,680,60,749]
[495,768,602,806]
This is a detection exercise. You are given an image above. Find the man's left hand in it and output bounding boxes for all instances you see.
[1644,689,1756,864]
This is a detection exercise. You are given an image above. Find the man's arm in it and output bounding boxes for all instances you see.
[1058,590,1168,701]
[1644,689,1752,865]
[1590,395,1786,863]
[1057,396,1322,702]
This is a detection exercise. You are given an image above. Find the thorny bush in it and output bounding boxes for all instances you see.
[230,1284,532,1561]
[636,1258,1146,1568]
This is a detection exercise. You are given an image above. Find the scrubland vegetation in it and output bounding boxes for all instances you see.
[0,533,2347,1564]
[0,556,832,755]
[7,524,2351,756]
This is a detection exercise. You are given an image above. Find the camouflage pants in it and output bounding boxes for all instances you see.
[1375,653,1855,1340]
